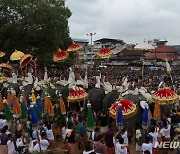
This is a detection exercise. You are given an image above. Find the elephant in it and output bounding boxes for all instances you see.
[87,87,106,114]
[103,91,152,142]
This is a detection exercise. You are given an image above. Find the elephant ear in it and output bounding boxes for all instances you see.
[140,101,149,109]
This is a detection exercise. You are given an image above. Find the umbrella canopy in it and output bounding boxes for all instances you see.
[152,87,179,105]
[53,49,69,62]
[96,48,112,58]
[109,98,137,119]
[20,54,32,68]
[0,51,5,58]
[68,89,88,102]
[67,42,84,52]
[0,63,13,71]
[10,50,25,61]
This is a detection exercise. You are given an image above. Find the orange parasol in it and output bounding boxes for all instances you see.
[68,89,88,102]
[96,48,112,58]
[67,42,84,52]
[0,63,13,71]
[53,49,69,62]
[0,51,5,58]
[109,98,137,119]
[20,54,32,68]
[10,50,25,61]
[152,87,179,105]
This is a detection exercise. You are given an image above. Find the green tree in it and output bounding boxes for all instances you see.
[0,0,72,66]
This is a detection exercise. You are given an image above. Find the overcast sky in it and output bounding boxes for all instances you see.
[66,0,180,45]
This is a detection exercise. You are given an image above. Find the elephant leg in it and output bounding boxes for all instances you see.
[149,103,154,117]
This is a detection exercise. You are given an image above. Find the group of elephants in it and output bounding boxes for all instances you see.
[0,81,155,140]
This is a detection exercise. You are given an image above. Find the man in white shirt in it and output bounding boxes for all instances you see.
[142,135,153,154]
[33,132,49,152]
[7,134,16,154]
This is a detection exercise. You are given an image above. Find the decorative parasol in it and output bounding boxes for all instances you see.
[10,50,25,61]
[96,48,112,58]
[86,102,95,128]
[20,54,32,68]
[53,49,69,62]
[109,97,137,119]
[0,51,5,58]
[59,94,66,115]
[152,87,179,105]
[67,42,84,52]
[68,88,88,102]
[0,63,13,71]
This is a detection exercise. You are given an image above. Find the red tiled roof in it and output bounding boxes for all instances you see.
[144,53,169,61]
[155,45,175,53]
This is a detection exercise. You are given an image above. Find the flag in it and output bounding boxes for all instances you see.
[142,107,148,129]
[13,95,21,118]
[32,91,36,103]
[6,90,11,106]
[36,96,42,113]
[117,106,124,127]
[59,95,66,115]
[86,103,94,128]
[154,101,161,120]
[20,101,27,120]
[29,105,38,126]
[0,94,4,110]
[34,105,43,122]
[22,91,27,106]
[165,61,171,74]
[4,102,13,121]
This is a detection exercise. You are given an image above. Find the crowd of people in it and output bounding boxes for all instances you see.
[0,64,179,154]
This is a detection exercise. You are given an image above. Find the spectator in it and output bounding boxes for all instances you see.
[94,134,106,154]
[104,125,115,154]
[65,124,76,154]
[142,135,153,154]
[7,134,16,154]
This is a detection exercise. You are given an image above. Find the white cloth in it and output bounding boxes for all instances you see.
[33,139,49,152]
[61,127,67,140]
[142,143,153,154]
[46,129,55,140]
[115,142,128,154]
[0,119,3,129]
[161,124,171,138]
[121,131,128,146]
[149,132,158,148]
[83,150,94,154]
[7,140,16,154]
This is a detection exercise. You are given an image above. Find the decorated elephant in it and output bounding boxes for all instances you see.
[87,87,105,114]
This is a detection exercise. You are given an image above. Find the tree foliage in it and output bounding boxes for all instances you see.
[0,0,72,66]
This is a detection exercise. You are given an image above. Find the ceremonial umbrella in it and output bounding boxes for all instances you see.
[96,48,112,58]
[0,94,4,110]
[20,54,32,68]
[116,103,124,129]
[10,50,25,61]
[67,42,84,52]
[0,51,5,58]
[4,99,13,121]
[109,97,137,119]
[53,49,69,62]
[59,94,66,115]
[68,88,88,103]
[0,63,13,71]
[86,102,95,128]
[152,87,179,105]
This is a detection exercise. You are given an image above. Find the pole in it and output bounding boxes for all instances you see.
[90,34,93,66]
[87,33,96,68]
